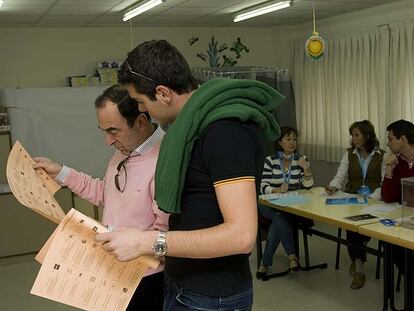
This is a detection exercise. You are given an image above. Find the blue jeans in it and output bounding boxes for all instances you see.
[163,278,253,311]
[259,204,295,266]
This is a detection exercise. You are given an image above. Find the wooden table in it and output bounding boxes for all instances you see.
[359,220,414,311]
[258,187,405,309]
[259,187,382,232]
[257,187,382,280]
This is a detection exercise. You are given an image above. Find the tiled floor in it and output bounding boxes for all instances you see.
[253,223,404,311]
[0,223,404,310]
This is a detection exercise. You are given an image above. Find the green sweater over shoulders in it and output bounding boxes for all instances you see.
[155,78,284,213]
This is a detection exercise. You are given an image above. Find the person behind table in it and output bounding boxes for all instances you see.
[381,119,414,273]
[33,84,169,310]
[257,126,314,276]
[325,120,385,289]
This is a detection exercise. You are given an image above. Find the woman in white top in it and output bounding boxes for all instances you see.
[325,120,385,289]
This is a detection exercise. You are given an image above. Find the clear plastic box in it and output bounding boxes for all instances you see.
[401,177,414,229]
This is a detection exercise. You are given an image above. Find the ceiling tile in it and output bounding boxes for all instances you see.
[0,5,50,15]
[38,15,97,25]
[47,6,112,15]
[57,0,120,5]
[0,0,400,27]
[294,1,354,11]
[2,0,56,4]
[189,15,234,26]
[135,14,197,25]
[181,0,240,8]
[158,6,220,16]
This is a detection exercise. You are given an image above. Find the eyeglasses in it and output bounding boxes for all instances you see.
[114,155,139,192]
[124,59,155,82]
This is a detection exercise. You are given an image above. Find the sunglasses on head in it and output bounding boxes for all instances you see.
[124,59,155,82]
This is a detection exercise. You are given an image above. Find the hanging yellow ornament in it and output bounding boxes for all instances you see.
[305,31,325,60]
[305,0,325,60]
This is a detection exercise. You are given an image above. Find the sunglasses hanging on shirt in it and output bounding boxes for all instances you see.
[114,154,139,192]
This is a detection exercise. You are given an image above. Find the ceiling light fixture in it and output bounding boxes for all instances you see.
[123,0,165,22]
[0,0,4,8]
[233,0,292,23]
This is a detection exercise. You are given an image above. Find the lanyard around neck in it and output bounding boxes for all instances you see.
[356,151,371,183]
[279,153,293,184]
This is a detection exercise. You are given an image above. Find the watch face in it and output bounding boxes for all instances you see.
[154,242,166,255]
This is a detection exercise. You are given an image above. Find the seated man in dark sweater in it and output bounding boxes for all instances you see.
[382,119,414,272]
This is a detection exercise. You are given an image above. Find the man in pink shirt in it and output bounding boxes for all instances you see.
[33,84,169,310]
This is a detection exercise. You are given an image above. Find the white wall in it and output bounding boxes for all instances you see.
[0,26,293,89]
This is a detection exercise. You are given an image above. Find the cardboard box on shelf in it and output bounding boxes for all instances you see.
[0,113,10,132]
[98,68,118,85]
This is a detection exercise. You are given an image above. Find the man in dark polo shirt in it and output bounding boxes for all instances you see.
[95,39,282,310]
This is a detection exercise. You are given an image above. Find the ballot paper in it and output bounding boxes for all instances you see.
[6,140,65,223]
[270,195,310,206]
[31,208,159,311]
[320,190,357,198]
[361,203,401,217]
[259,191,299,201]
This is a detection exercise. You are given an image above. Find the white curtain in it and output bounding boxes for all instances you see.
[292,27,390,162]
[389,20,414,122]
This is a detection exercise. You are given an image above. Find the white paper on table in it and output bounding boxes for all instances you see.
[319,190,357,198]
[259,191,299,201]
[361,203,401,217]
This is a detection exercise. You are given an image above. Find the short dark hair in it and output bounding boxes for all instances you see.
[276,126,298,151]
[387,119,414,144]
[118,39,198,100]
[95,84,150,128]
[349,120,379,153]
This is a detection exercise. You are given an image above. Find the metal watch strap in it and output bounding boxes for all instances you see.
[153,230,167,257]
[157,231,166,243]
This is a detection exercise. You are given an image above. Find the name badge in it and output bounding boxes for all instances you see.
[357,185,371,197]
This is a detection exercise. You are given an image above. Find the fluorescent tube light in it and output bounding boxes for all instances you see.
[234,0,291,23]
[123,0,165,22]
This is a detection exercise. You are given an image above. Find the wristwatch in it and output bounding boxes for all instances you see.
[152,231,168,257]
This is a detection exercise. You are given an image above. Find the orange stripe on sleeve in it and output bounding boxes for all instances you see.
[213,176,255,188]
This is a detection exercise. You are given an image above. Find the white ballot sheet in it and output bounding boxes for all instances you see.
[31,208,159,311]
[6,140,65,223]
[361,203,401,217]
[259,191,299,201]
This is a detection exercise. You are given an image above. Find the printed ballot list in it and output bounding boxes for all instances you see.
[6,141,160,311]
[6,140,65,223]
[31,208,159,311]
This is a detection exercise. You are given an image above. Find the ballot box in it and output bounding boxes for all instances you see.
[401,177,414,229]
